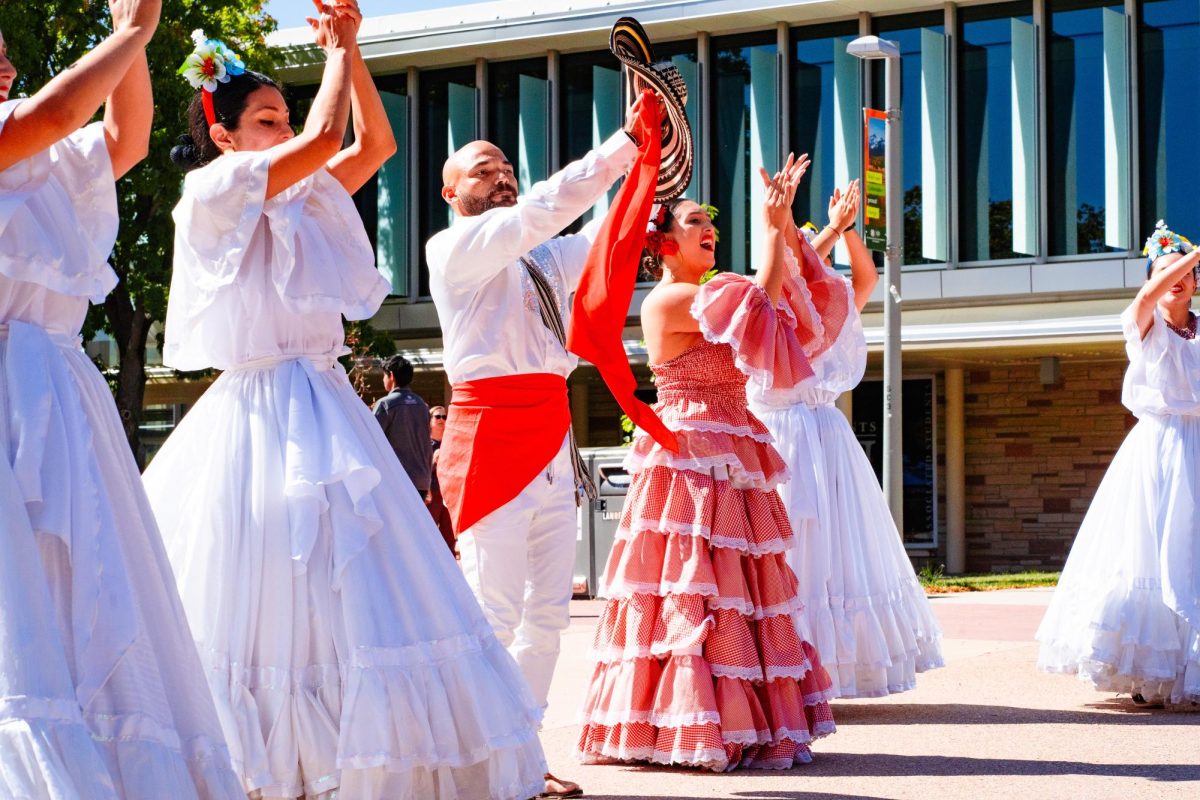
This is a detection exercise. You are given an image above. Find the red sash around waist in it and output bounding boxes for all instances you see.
[437,373,572,534]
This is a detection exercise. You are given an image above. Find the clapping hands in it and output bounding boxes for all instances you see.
[307,0,362,52]
[828,179,861,232]
[759,152,810,230]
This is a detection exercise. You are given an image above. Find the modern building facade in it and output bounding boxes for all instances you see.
[199,0,1187,574]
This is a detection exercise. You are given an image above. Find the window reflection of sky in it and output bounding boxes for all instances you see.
[1141,0,1200,239]
[873,14,945,264]
[959,5,1034,260]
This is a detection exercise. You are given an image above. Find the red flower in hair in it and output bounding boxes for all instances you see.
[645,231,678,257]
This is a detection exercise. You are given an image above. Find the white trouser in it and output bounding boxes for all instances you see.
[458,436,578,709]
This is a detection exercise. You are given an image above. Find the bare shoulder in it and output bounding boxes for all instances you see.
[641,282,700,315]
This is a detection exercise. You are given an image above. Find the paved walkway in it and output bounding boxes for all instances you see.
[538,588,1200,800]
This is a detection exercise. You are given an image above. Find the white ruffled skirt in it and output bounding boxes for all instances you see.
[0,320,243,799]
[752,401,944,699]
[1037,413,1200,704]
[142,354,547,799]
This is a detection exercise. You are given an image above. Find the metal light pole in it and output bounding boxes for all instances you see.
[847,36,904,531]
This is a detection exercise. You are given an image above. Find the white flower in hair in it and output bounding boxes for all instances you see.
[178,29,246,93]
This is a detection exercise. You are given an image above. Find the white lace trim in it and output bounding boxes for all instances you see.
[710,663,765,682]
[615,518,792,557]
[579,744,728,771]
[659,419,776,443]
[623,450,784,491]
[577,709,723,727]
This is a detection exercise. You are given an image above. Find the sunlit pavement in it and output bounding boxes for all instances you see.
[538,588,1200,800]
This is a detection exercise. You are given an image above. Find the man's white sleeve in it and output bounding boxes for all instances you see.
[427,131,636,291]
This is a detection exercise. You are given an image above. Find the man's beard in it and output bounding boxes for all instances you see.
[459,190,517,216]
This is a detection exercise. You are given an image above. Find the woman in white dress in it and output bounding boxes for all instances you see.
[0,3,244,797]
[141,4,547,798]
[747,183,944,698]
[1037,221,1200,708]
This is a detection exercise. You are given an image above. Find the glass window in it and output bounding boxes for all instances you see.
[1139,0,1200,241]
[560,39,698,231]
[1047,0,1129,255]
[873,12,949,266]
[488,58,549,193]
[958,2,1036,262]
[790,21,861,266]
[418,66,477,296]
[351,73,409,296]
[712,33,778,274]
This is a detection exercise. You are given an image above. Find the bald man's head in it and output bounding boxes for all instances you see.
[441,140,517,217]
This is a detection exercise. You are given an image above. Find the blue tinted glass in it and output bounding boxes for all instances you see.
[712,38,776,273]
[873,15,946,265]
[791,23,859,252]
[1140,0,1200,242]
[418,67,476,296]
[959,4,1034,260]
[1047,1,1125,255]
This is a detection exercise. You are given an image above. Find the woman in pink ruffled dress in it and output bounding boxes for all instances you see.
[577,156,837,771]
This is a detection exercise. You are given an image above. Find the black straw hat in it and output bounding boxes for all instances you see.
[609,17,694,202]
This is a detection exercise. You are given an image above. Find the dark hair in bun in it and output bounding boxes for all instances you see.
[169,70,282,171]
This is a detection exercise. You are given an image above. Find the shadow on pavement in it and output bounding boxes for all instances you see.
[585,795,890,799]
[801,751,1200,781]
[831,701,1200,726]
[581,748,1200,796]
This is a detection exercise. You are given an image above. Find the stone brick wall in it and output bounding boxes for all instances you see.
[963,360,1134,572]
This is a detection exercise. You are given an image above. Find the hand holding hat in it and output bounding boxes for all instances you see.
[610,17,694,202]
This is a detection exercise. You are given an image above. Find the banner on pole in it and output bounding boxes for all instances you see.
[863,108,887,253]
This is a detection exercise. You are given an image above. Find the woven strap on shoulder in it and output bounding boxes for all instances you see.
[521,255,599,502]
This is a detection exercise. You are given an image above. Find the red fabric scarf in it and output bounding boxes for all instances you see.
[437,373,572,534]
[567,91,678,453]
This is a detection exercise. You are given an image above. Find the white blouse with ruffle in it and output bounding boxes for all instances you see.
[165,151,390,371]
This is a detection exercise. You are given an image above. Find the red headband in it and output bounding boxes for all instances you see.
[202,89,216,127]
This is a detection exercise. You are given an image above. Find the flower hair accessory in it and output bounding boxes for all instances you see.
[178,30,246,126]
[646,203,670,234]
[1143,219,1193,265]
[798,221,819,244]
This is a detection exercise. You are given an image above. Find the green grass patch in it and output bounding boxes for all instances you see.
[917,566,1060,593]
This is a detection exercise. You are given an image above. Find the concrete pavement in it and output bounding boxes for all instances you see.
[538,588,1200,800]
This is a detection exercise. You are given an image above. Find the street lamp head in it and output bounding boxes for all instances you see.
[846,35,900,60]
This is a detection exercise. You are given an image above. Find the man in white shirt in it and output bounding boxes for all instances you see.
[426,96,647,799]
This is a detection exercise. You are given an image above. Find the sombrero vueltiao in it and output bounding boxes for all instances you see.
[609,17,693,202]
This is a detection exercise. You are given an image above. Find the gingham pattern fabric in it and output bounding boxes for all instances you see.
[577,320,835,772]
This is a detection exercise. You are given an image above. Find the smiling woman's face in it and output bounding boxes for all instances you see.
[0,31,17,102]
[663,200,717,277]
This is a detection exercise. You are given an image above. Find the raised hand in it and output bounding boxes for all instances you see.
[109,0,160,42]
[828,178,860,232]
[307,0,359,52]
[759,152,810,228]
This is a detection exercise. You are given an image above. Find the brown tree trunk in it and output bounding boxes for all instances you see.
[104,284,151,469]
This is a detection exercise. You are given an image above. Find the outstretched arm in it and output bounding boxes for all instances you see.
[1131,249,1200,338]
[325,2,397,194]
[428,94,646,291]
[262,0,355,199]
[0,0,160,171]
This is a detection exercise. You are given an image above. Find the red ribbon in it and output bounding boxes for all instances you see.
[566,90,679,453]
[202,89,216,127]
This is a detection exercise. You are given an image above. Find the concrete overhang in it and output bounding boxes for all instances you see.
[269,0,912,78]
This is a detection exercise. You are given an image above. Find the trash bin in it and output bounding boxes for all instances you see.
[573,447,632,599]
